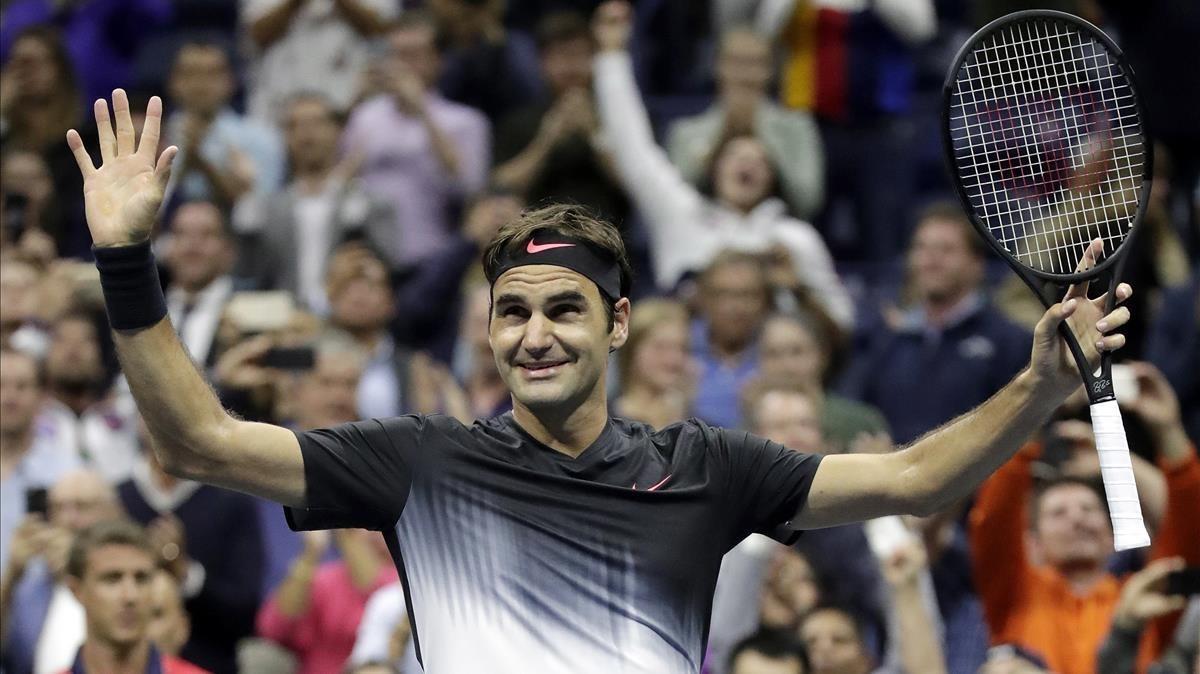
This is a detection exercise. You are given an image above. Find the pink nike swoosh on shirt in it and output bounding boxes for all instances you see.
[526,240,577,254]
[631,474,673,491]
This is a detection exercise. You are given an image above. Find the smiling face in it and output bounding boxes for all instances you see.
[1033,482,1113,569]
[489,265,628,416]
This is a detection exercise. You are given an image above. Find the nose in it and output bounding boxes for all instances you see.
[522,313,554,357]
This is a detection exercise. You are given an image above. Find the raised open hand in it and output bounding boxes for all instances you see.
[65,89,178,247]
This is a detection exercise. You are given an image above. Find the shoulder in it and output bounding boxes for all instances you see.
[163,655,213,674]
[431,97,489,130]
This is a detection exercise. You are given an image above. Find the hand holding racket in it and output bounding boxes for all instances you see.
[943,11,1152,549]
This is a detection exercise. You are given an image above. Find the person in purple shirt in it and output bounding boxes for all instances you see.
[0,0,171,104]
[343,10,490,268]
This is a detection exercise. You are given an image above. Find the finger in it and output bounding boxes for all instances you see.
[1065,238,1104,300]
[1095,333,1125,352]
[112,89,135,156]
[1034,298,1078,346]
[154,145,178,190]
[137,95,163,158]
[1093,282,1133,310]
[1095,306,1130,333]
[94,99,116,163]
[65,129,97,177]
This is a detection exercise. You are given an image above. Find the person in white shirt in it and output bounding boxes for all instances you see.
[163,201,237,371]
[592,3,853,330]
[242,0,398,121]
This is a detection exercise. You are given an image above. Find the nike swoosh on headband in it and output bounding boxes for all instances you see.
[526,240,577,254]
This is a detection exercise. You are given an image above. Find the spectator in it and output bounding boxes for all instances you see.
[0,256,43,351]
[976,645,1053,674]
[36,311,140,481]
[165,40,285,209]
[432,0,543,123]
[1,470,121,674]
[321,243,469,420]
[592,3,852,329]
[766,0,936,267]
[0,28,93,257]
[612,297,693,429]
[842,202,1030,444]
[0,0,170,104]
[256,529,399,674]
[344,11,490,267]
[163,201,238,370]
[0,347,82,576]
[756,313,888,455]
[347,582,419,674]
[147,569,191,659]
[798,591,945,674]
[61,520,210,673]
[1145,273,1199,441]
[1097,559,1197,674]
[241,0,397,121]
[876,541,947,674]
[667,27,823,220]
[492,11,630,230]
[118,421,265,674]
[1,151,67,260]
[451,281,512,419]
[690,252,770,428]
[798,606,876,674]
[235,93,394,315]
[727,629,809,674]
[969,363,1200,674]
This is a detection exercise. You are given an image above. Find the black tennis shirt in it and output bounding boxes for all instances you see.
[285,413,822,673]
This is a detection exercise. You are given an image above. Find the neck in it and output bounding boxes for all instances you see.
[52,387,97,416]
[708,333,753,363]
[715,196,753,216]
[80,638,152,674]
[344,326,385,353]
[511,392,608,460]
[177,275,219,297]
[1057,561,1107,595]
[922,289,974,328]
[293,163,335,193]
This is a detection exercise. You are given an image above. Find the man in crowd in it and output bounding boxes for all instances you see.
[62,520,210,673]
[843,202,1031,444]
[1,347,81,575]
[344,11,490,267]
[163,201,238,370]
[492,11,630,229]
[970,363,1200,674]
[1,470,122,674]
[235,92,394,315]
[691,251,771,428]
[118,420,264,674]
[241,0,396,121]
[166,40,284,209]
[727,630,809,674]
[667,27,823,220]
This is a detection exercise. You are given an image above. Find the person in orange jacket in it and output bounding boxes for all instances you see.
[970,362,1200,674]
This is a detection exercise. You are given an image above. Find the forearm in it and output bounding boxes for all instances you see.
[339,540,382,591]
[891,581,947,674]
[273,554,319,618]
[420,111,461,178]
[900,370,1059,514]
[491,134,555,192]
[333,0,389,36]
[114,320,236,480]
[247,0,303,48]
[190,155,250,207]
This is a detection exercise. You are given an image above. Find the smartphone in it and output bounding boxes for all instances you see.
[3,191,29,241]
[261,346,316,370]
[25,487,48,517]
[1166,567,1200,597]
[1111,363,1139,405]
[225,291,294,334]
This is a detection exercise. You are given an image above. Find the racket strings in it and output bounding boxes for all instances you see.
[948,17,1144,276]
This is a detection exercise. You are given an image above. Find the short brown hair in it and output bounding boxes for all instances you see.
[914,200,988,259]
[535,11,593,52]
[482,204,633,326]
[740,376,820,433]
[66,519,155,580]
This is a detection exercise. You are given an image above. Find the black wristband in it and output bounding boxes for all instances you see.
[93,240,168,332]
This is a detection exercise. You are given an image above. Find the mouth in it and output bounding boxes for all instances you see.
[517,360,570,379]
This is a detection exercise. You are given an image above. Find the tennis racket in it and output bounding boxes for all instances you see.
[942,10,1152,550]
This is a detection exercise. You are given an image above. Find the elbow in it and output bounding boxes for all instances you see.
[895,456,949,518]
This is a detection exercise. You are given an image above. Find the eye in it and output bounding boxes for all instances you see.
[549,304,582,319]
[499,306,528,319]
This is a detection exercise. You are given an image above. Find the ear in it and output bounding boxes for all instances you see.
[610,298,631,350]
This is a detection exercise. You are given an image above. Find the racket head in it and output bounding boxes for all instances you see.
[942,10,1153,285]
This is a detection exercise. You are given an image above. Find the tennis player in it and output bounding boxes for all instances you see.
[67,88,1131,673]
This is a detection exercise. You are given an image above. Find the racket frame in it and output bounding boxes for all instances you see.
[940,9,1154,405]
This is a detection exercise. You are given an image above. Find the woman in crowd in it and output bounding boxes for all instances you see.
[612,297,694,429]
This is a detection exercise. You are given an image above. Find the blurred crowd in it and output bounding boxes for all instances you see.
[0,0,1198,673]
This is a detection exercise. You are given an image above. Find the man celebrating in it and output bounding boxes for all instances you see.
[66,85,1131,673]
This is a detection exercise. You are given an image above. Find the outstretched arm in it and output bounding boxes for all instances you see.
[67,90,305,506]
[795,242,1132,527]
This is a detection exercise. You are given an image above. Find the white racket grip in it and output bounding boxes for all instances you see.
[1089,400,1150,550]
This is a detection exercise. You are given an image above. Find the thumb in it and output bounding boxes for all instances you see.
[1034,298,1077,349]
[155,146,178,188]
